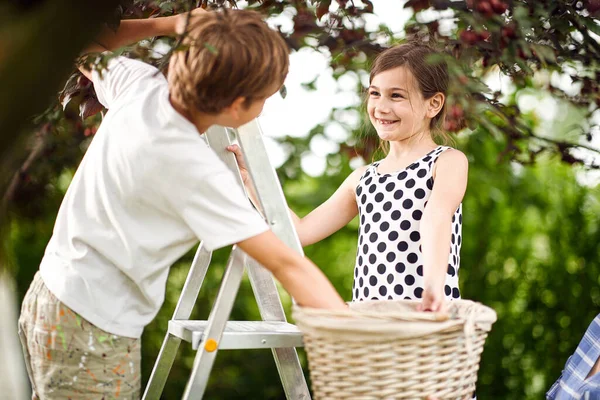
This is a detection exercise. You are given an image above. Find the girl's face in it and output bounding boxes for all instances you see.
[367,66,430,142]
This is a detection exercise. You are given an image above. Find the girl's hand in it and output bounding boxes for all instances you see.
[226,144,251,186]
[174,7,208,35]
[417,284,447,313]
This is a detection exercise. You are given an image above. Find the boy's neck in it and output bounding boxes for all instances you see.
[169,96,217,134]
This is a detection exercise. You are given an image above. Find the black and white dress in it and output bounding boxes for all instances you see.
[353,146,463,302]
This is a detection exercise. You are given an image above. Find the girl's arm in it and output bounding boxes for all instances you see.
[228,144,362,247]
[419,149,469,312]
[289,168,364,246]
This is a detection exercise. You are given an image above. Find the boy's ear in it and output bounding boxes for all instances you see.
[427,93,445,119]
[225,97,247,121]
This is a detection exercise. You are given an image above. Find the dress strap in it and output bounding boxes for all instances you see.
[430,146,454,163]
[358,161,379,182]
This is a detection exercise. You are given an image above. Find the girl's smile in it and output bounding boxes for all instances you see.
[375,118,400,126]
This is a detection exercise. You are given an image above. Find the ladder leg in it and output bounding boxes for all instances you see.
[247,261,311,400]
[142,334,182,400]
[182,247,247,400]
[143,244,213,400]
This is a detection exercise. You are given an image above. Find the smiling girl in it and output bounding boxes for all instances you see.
[230,42,468,313]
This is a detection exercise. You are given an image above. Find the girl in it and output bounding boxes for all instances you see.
[230,42,468,312]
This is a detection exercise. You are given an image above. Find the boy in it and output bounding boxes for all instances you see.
[18,8,346,399]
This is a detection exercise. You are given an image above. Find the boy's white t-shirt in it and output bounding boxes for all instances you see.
[40,57,269,339]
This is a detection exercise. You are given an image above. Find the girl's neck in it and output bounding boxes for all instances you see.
[386,132,438,160]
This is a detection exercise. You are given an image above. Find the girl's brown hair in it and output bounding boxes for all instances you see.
[369,42,452,152]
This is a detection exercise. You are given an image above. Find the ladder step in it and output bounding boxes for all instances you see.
[169,320,304,350]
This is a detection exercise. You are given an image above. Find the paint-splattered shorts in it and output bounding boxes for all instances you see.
[18,272,141,399]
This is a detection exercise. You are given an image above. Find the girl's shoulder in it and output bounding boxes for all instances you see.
[348,164,372,184]
[339,164,371,196]
[433,147,469,178]
[436,146,468,167]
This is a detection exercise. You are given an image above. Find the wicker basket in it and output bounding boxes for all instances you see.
[292,299,497,400]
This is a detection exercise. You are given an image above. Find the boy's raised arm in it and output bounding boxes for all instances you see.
[78,7,206,78]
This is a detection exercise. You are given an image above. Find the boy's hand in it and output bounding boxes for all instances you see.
[226,144,250,185]
[175,7,208,35]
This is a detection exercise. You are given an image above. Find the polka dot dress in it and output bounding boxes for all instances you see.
[352,146,463,302]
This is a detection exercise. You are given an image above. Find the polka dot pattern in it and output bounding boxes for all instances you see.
[352,146,463,302]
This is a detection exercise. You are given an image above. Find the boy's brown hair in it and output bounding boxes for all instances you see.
[169,9,289,114]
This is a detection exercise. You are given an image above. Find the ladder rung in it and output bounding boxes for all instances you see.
[169,320,304,350]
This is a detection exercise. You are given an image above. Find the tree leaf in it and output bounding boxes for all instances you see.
[531,44,557,66]
[316,0,331,21]
[79,97,104,120]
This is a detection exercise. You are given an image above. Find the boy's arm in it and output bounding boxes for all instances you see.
[82,18,178,55]
[237,230,347,310]
[78,8,205,78]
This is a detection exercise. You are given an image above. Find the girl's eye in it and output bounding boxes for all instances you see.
[369,91,380,96]
[391,93,404,99]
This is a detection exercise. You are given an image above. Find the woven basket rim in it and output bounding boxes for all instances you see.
[292,299,497,339]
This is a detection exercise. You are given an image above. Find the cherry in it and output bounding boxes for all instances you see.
[445,119,458,132]
[477,30,491,41]
[490,0,508,14]
[476,1,494,17]
[450,104,464,119]
[585,0,600,14]
[460,30,479,45]
[502,23,517,39]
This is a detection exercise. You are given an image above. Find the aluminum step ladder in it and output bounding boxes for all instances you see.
[142,120,311,400]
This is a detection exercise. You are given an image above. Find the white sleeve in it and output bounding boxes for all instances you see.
[91,56,162,109]
[155,141,270,252]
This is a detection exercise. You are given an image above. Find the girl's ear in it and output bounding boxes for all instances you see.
[427,93,445,119]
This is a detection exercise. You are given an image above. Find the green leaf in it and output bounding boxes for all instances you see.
[531,44,557,66]
[204,42,218,55]
[580,17,600,38]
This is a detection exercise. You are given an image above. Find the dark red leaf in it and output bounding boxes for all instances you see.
[316,0,331,20]
[404,0,430,12]
[79,97,104,120]
[363,0,374,13]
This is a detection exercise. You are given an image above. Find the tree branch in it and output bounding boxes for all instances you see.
[2,128,50,209]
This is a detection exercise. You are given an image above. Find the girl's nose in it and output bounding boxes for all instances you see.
[375,104,391,114]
